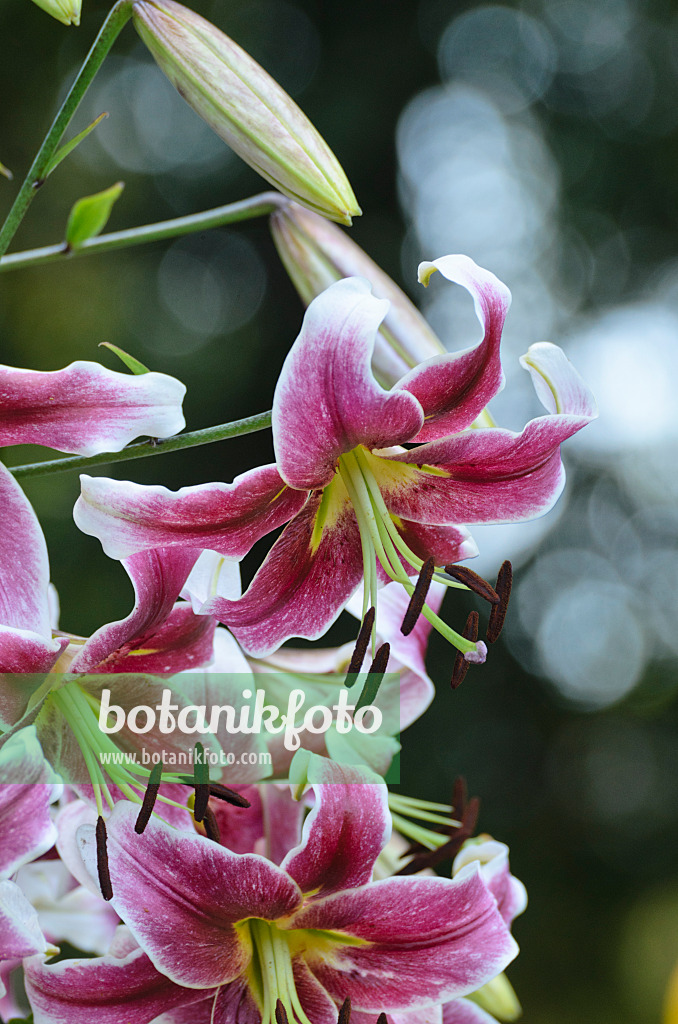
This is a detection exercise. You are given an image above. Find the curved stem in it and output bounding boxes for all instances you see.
[8,410,272,479]
[0,192,284,272]
[0,0,134,259]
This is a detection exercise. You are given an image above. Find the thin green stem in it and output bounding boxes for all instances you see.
[0,193,284,272]
[0,0,134,259]
[7,410,272,479]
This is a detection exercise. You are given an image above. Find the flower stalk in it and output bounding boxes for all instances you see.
[7,410,273,479]
[0,0,134,259]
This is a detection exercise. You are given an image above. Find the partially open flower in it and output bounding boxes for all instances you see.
[132,0,360,224]
[29,0,81,26]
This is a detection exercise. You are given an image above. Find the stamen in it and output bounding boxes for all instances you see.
[400,557,435,636]
[95,816,113,901]
[345,606,376,686]
[275,999,289,1024]
[443,564,500,604]
[487,560,513,643]
[338,997,351,1024]
[193,741,210,823]
[202,806,221,844]
[376,1014,388,1024]
[450,611,479,689]
[396,791,480,875]
[208,784,251,808]
[355,642,390,712]
[135,761,163,835]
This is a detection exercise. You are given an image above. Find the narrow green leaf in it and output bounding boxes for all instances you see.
[65,181,124,250]
[99,341,150,375]
[44,112,109,178]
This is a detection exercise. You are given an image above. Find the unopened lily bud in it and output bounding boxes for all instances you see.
[270,202,444,385]
[132,0,360,225]
[30,0,81,25]
[469,973,522,1022]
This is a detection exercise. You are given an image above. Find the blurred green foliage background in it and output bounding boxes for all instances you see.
[2,0,678,1020]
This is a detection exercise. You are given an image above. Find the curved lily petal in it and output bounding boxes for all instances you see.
[0,880,54,959]
[443,999,499,1024]
[352,1007,442,1024]
[74,466,306,561]
[24,941,204,1024]
[0,727,60,878]
[282,754,390,898]
[453,840,527,928]
[71,547,205,673]
[290,867,517,1010]
[0,361,185,456]
[273,278,423,490]
[206,487,364,657]
[397,255,510,442]
[77,802,303,988]
[378,342,597,526]
[0,465,66,675]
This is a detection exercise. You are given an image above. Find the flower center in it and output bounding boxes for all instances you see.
[244,919,312,1024]
[242,918,365,1024]
[336,446,484,662]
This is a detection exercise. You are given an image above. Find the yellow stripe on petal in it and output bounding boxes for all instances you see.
[310,475,350,554]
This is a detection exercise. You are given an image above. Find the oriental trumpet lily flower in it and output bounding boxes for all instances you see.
[76,257,596,662]
[26,754,517,1024]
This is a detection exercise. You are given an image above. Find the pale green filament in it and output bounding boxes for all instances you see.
[336,446,480,657]
[247,920,313,1024]
[388,792,463,850]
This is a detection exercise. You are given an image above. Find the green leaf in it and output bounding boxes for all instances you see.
[99,342,150,375]
[65,181,124,250]
[44,112,109,178]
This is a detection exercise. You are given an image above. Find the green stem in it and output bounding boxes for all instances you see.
[0,192,284,272]
[7,410,272,479]
[0,0,134,259]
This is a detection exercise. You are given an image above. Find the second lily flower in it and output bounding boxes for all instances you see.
[74,257,597,659]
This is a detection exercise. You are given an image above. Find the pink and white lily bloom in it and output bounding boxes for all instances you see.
[26,755,517,1024]
[0,357,185,674]
[74,257,596,658]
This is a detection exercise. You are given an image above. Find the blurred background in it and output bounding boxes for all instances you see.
[2,0,678,1020]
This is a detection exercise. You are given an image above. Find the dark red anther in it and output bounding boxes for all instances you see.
[193,784,209,823]
[96,816,113,901]
[401,557,436,636]
[444,563,500,604]
[487,560,512,643]
[376,1013,388,1024]
[345,607,376,686]
[450,610,479,690]
[135,761,162,835]
[203,806,221,844]
[275,998,289,1024]
[354,642,391,713]
[208,784,251,808]
[337,996,351,1024]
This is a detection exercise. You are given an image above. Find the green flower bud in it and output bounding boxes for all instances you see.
[29,0,81,25]
[270,201,445,386]
[132,0,360,225]
[469,973,522,1022]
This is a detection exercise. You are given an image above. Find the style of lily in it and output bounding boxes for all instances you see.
[26,753,518,1024]
[0,728,62,981]
[75,257,597,662]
